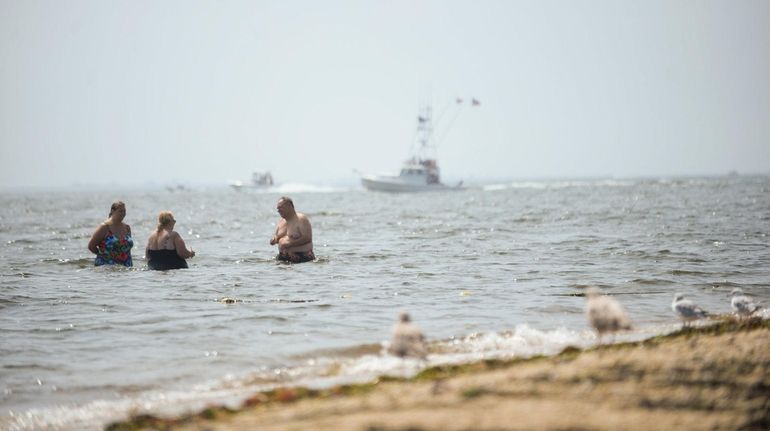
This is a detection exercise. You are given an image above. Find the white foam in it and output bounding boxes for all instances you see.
[271,183,346,193]
[482,179,635,191]
[429,325,593,364]
[0,385,258,431]
[298,325,595,384]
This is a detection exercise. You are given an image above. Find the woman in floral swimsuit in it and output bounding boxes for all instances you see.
[88,201,134,267]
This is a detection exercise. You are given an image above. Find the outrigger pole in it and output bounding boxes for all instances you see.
[434,97,480,147]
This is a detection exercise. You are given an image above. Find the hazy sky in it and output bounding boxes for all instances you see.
[1,0,769,188]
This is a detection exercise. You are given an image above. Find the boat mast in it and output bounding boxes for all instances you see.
[411,105,436,161]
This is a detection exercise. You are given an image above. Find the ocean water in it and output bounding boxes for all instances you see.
[1,176,769,430]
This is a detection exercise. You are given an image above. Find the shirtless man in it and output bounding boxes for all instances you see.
[270,196,315,263]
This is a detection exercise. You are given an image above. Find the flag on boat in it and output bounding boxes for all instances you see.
[472,98,481,106]
[456,97,463,104]
[418,116,428,123]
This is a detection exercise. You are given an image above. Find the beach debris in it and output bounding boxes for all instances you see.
[220,297,238,304]
[672,293,708,327]
[387,311,428,359]
[584,287,632,344]
[730,288,761,318]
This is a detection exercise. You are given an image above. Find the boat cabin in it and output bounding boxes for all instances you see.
[400,158,440,184]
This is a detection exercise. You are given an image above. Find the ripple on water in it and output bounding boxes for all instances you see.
[39,257,93,267]
[628,277,674,286]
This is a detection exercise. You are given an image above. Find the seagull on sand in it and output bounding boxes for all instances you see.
[387,311,428,359]
[671,293,708,327]
[585,287,632,344]
[731,288,761,318]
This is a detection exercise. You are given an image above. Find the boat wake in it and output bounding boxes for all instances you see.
[270,183,346,194]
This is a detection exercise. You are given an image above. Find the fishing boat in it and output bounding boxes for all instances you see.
[361,105,463,193]
[229,171,275,190]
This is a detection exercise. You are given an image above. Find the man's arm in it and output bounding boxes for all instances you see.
[299,216,312,245]
[270,220,285,245]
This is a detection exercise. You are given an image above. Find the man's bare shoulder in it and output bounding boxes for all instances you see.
[297,212,310,222]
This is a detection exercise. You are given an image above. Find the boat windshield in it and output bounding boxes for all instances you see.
[400,167,427,176]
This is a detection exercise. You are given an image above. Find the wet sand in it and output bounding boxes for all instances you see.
[108,318,770,431]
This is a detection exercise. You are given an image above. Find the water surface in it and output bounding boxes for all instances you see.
[1,176,768,429]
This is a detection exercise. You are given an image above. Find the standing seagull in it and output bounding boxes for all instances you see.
[387,311,428,359]
[671,293,708,327]
[731,288,761,318]
[585,287,632,344]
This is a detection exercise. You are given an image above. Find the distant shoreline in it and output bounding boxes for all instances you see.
[107,317,770,431]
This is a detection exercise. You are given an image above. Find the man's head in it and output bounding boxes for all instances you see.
[277,196,295,218]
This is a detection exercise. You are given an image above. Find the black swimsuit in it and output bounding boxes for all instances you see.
[147,249,188,270]
[277,250,315,263]
[147,233,188,270]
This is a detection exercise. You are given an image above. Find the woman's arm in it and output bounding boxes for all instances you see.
[172,232,195,259]
[87,224,107,254]
[145,232,154,259]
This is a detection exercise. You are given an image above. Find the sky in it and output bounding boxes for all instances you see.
[1,0,769,188]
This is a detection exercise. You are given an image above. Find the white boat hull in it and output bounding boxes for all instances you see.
[361,175,461,193]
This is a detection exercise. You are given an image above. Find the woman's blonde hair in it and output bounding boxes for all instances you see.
[109,201,125,217]
[157,211,175,232]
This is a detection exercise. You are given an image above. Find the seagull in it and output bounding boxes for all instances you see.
[671,293,708,327]
[731,288,761,318]
[387,311,428,359]
[585,287,632,344]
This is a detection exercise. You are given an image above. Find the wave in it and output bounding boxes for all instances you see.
[694,281,749,289]
[248,183,349,194]
[671,269,713,276]
[254,325,598,385]
[0,384,260,431]
[4,238,38,245]
[211,297,324,305]
[482,179,636,191]
[0,272,36,278]
[38,257,93,267]
[628,278,674,286]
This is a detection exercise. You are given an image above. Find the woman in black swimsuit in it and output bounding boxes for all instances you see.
[145,211,195,270]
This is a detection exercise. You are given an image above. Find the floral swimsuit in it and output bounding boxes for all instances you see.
[95,227,133,267]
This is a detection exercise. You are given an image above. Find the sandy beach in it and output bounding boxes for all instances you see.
[107,318,769,431]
